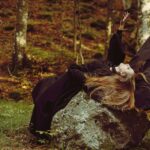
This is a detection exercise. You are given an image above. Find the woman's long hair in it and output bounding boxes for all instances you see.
[85,74,135,110]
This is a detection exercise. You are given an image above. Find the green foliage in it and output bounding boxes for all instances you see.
[29,46,52,60]
[0,100,33,147]
[28,44,75,64]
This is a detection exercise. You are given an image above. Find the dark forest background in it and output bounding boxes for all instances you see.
[0,0,139,99]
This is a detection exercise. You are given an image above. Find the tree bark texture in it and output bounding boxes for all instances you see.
[138,0,150,49]
[13,0,28,71]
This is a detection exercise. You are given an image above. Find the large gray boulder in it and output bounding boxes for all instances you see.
[51,92,150,150]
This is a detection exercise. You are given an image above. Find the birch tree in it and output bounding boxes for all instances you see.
[138,0,150,48]
[12,0,28,71]
[77,0,84,65]
[104,0,113,60]
[73,0,84,64]
[73,0,77,59]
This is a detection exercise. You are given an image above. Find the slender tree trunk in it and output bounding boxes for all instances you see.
[12,0,28,72]
[59,0,64,63]
[74,0,84,64]
[104,0,112,61]
[77,0,84,64]
[73,0,78,61]
[78,25,84,65]
[138,0,150,49]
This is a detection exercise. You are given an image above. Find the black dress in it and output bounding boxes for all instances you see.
[130,35,150,110]
[29,59,112,133]
[29,60,150,135]
[135,60,150,110]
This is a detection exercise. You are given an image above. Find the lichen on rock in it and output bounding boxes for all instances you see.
[51,92,150,150]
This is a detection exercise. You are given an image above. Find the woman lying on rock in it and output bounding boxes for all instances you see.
[29,13,150,139]
[29,60,149,140]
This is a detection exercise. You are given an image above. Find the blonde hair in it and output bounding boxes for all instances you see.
[85,74,135,111]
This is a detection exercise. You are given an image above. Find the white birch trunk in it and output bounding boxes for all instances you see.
[13,0,28,70]
[138,0,150,48]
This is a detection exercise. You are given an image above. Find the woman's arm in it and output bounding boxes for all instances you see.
[107,12,129,66]
[107,30,124,66]
[69,58,105,73]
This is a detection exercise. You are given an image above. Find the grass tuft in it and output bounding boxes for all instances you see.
[0,100,33,148]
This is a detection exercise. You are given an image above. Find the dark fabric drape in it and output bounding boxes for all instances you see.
[29,57,112,133]
[107,30,125,66]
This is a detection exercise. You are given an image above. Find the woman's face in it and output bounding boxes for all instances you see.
[115,63,135,81]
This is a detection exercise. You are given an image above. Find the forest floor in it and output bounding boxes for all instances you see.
[0,100,150,150]
[0,0,150,149]
[0,100,59,150]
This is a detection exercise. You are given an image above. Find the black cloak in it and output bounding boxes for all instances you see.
[30,30,150,135]
[130,36,150,110]
[29,59,112,133]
